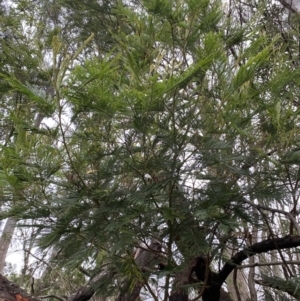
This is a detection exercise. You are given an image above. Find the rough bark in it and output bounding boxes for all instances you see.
[0,273,40,301]
[67,287,95,301]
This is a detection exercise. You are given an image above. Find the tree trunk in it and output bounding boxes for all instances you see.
[116,239,162,301]
[169,258,197,301]
[0,218,17,274]
[223,244,250,301]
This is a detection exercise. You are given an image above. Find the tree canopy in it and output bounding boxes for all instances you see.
[1,0,300,301]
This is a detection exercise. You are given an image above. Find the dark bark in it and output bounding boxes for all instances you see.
[169,256,225,301]
[67,287,95,301]
[169,258,197,301]
[219,289,234,301]
[169,295,188,301]
[193,256,221,301]
[189,235,300,301]
[0,274,40,301]
[216,235,300,285]
[116,282,144,301]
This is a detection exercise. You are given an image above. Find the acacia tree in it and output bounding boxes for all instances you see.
[2,1,300,301]
[0,0,57,273]
[0,0,122,278]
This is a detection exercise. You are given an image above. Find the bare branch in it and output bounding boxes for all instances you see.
[239,260,300,269]
[242,197,300,235]
[278,0,298,13]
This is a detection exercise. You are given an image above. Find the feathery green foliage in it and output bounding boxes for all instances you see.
[1,0,300,301]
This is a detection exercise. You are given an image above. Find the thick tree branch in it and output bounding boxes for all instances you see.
[217,235,300,285]
[169,258,197,301]
[0,274,40,301]
[188,235,300,301]
[67,287,94,301]
[66,262,114,301]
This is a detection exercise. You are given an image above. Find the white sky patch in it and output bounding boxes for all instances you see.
[286,0,300,12]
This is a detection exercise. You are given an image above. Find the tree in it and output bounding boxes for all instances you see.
[0,0,55,273]
[1,0,300,301]
[0,0,121,274]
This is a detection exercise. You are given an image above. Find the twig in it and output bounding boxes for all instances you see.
[78,267,91,278]
[40,295,66,301]
[233,268,241,301]
[242,197,300,235]
[239,260,300,269]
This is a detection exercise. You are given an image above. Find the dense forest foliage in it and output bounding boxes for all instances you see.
[1,0,300,301]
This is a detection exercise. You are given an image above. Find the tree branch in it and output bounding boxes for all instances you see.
[241,197,300,235]
[217,235,300,285]
[278,0,298,13]
[0,274,40,301]
[40,295,66,301]
[239,260,300,269]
